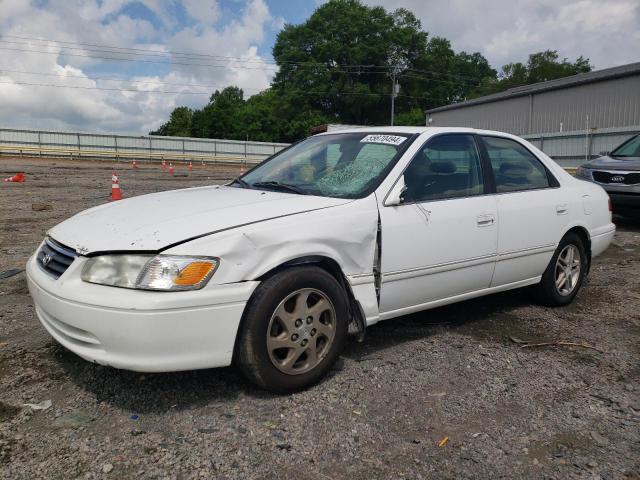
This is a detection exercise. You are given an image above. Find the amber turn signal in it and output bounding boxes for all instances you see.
[175,261,216,286]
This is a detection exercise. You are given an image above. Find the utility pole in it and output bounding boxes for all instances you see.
[386,45,407,127]
[390,75,399,126]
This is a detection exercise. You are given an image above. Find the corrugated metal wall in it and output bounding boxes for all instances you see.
[429,96,531,132]
[428,74,640,135]
[0,128,289,164]
[530,76,640,134]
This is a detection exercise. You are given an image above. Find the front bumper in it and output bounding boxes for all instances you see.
[579,173,640,212]
[26,254,259,372]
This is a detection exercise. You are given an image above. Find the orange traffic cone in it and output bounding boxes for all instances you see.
[168,163,174,175]
[111,172,122,201]
[188,162,193,172]
[132,160,137,169]
[3,172,25,183]
[161,160,166,169]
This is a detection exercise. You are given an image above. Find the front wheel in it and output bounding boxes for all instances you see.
[533,232,588,307]
[235,266,348,392]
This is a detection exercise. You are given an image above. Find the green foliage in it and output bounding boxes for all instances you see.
[150,1,592,143]
[150,106,192,137]
[475,50,592,96]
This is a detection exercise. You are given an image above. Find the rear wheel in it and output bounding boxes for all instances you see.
[236,266,348,392]
[533,232,587,306]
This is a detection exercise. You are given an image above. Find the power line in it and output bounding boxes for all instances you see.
[0,66,483,91]
[0,79,434,100]
[0,35,489,83]
[0,79,211,95]
[0,68,265,92]
[0,38,275,66]
[0,46,485,88]
[1,34,278,64]
[0,45,280,71]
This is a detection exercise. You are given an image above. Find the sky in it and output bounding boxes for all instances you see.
[0,0,638,134]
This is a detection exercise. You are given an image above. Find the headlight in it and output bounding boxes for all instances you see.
[576,166,591,179]
[81,255,219,291]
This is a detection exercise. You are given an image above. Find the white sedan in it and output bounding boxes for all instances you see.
[27,127,615,392]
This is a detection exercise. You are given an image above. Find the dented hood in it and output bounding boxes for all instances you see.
[48,185,351,254]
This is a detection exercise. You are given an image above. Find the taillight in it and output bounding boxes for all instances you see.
[608,198,613,212]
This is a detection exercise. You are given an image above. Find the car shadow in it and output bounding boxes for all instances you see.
[56,288,536,411]
[54,346,265,414]
[342,287,538,362]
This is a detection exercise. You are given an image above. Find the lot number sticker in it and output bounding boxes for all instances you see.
[360,134,407,146]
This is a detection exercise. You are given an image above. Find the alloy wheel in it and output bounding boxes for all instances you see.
[555,244,581,296]
[266,288,336,375]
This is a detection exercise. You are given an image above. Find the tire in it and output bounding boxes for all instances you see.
[235,266,349,393]
[532,232,588,307]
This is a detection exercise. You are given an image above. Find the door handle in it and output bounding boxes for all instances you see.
[476,214,495,227]
[556,204,569,215]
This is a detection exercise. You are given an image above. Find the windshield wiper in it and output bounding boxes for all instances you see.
[251,181,308,195]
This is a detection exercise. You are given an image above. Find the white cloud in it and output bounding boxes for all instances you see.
[364,0,640,70]
[0,0,276,133]
[183,0,220,25]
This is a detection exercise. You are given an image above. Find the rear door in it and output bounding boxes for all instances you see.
[479,135,568,287]
[378,134,498,316]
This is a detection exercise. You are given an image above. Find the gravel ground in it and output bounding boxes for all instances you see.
[1,157,639,480]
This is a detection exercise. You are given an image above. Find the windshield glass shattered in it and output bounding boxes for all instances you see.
[237,132,410,198]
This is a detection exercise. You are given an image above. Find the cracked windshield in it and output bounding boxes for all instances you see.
[238,132,410,198]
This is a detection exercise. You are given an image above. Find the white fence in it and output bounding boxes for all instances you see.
[0,128,289,165]
[2,125,637,170]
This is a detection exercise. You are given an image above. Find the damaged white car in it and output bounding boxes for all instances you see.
[27,127,615,392]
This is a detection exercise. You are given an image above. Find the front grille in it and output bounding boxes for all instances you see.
[592,171,640,185]
[36,237,77,279]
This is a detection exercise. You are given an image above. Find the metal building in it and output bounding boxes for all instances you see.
[426,62,640,135]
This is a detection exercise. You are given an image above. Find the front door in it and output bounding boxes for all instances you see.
[378,134,498,317]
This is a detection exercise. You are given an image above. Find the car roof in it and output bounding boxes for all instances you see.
[315,126,516,138]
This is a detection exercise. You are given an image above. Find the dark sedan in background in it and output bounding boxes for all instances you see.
[577,134,640,216]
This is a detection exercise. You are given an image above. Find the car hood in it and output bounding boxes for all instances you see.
[48,185,351,254]
[583,155,640,170]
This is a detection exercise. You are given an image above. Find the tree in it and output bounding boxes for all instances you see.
[271,0,430,125]
[150,106,192,136]
[149,2,593,142]
[476,50,593,95]
[526,50,591,83]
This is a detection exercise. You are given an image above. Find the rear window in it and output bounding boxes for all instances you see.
[482,136,551,193]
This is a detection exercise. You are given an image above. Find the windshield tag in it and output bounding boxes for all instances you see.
[360,134,406,146]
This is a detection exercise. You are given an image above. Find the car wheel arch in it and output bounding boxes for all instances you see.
[563,225,592,272]
[232,256,366,361]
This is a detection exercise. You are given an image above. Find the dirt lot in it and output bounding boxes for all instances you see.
[1,157,639,479]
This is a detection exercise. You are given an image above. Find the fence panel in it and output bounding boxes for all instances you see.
[3,125,637,169]
[522,126,640,168]
[0,128,289,164]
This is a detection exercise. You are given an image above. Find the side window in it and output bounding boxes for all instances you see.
[482,136,551,193]
[402,134,484,203]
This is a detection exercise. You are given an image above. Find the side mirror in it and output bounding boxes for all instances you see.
[385,176,407,206]
[599,150,610,156]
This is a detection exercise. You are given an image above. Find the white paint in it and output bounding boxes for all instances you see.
[28,126,615,373]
